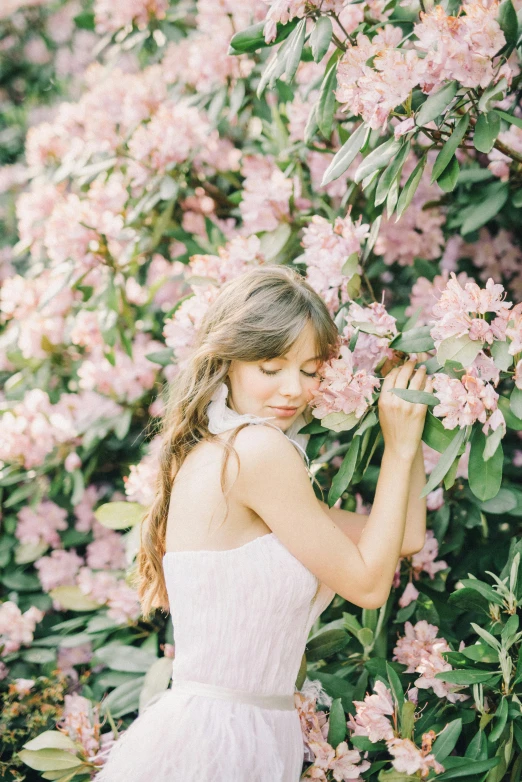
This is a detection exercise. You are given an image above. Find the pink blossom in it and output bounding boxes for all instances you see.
[347,680,395,742]
[302,211,369,316]
[16,500,68,549]
[35,548,85,592]
[163,287,219,371]
[341,299,397,372]
[124,434,162,506]
[65,452,82,472]
[94,0,168,34]
[506,302,522,356]
[399,581,420,607]
[56,693,101,761]
[386,736,444,777]
[432,371,504,435]
[77,568,141,623]
[310,345,380,421]
[86,526,127,571]
[393,620,469,702]
[12,678,36,695]
[74,484,102,532]
[0,602,44,656]
[239,156,293,234]
[57,642,94,680]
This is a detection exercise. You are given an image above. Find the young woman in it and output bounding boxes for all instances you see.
[94,264,432,782]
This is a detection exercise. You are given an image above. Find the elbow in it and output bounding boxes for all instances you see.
[401,538,426,557]
[358,589,389,610]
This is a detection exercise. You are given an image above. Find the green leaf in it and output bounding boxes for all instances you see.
[483,427,503,462]
[395,154,427,220]
[458,578,504,606]
[284,18,306,82]
[460,182,509,235]
[327,698,347,748]
[434,757,500,780]
[432,719,463,762]
[431,114,470,183]
[498,0,518,47]
[479,487,517,513]
[497,395,522,430]
[400,700,415,740]
[469,429,503,502]
[101,675,146,718]
[389,325,435,352]
[17,750,83,772]
[434,669,500,685]
[460,642,498,663]
[317,64,337,138]
[328,437,361,506]
[420,427,467,498]
[94,501,146,530]
[139,656,174,713]
[304,102,318,143]
[422,412,457,453]
[310,16,332,62]
[474,112,501,153]
[465,729,487,760]
[437,155,460,192]
[488,696,508,742]
[93,643,157,673]
[415,81,458,126]
[23,733,79,754]
[490,339,512,371]
[386,661,404,713]
[321,123,370,186]
[229,19,298,54]
[436,334,483,368]
[306,629,350,661]
[478,78,508,113]
[354,137,402,184]
[146,348,174,366]
[491,108,522,130]
[48,586,101,612]
[320,411,359,433]
[374,142,410,207]
[510,386,522,418]
[390,389,438,405]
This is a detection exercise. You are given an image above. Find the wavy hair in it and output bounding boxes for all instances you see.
[133,264,340,619]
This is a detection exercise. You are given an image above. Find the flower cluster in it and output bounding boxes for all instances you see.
[341,299,397,373]
[302,211,370,316]
[309,345,381,425]
[395,529,449,607]
[432,369,505,435]
[393,620,469,703]
[0,602,44,656]
[347,680,445,777]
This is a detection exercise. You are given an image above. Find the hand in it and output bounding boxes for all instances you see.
[378,358,433,461]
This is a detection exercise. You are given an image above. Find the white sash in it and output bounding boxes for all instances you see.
[171,677,296,711]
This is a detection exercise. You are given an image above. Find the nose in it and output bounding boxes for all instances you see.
[279,370,304,399]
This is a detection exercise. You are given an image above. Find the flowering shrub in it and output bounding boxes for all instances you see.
[0,0,522,779]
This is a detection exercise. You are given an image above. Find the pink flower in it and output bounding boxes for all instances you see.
[12,678,36,696]
[0,602,44,656]
[35,548,85,592]
[347,680,395,742]
[65,452,82,472]
[432,371,505,435]
[302,211,369,316]
[386,736,445,777]
[393,621,469,703]
[239,155,293,234]
[399,581,420,607]
[16,500,68,549]
[309,345,381,421]
[342,299,397,373]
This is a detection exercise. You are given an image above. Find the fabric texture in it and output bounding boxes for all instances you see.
[93,388,336,782]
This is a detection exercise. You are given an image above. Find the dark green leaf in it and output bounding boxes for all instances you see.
[306,629,350,661]
[437,155,460,192]
[229,19,297,54]
[310,16,332,62]
[498,0,518,47]
[321,123,369,186]
[431,114,470,183]
[415,81,458,126]
[317,64,337,138]
[396,154,427,220]
[389,325,435,352]
[420,427,467,498]
[432,719,462,762]
[328,437,361,506]
[510,386,522,418]
[468,429,503,502]
[422,412,458,453]
[390,389,438,405]
[460,181,509,235]
[474,111,501,153]
[327,698,347,748]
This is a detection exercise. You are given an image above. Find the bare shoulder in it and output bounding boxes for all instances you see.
[232,423,307,479]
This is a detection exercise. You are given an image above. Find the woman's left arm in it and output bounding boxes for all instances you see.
[318,442,427,557]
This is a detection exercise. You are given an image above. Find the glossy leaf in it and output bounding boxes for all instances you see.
[474,111,501,153]
[415,80,458,126]
[431,114,470,183]
[469,429,503,502]
[395,154,427,220]
[310,16,332,62]
[321,123,370,186]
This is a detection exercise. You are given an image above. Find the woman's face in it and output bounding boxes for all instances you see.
[226,320,323,431]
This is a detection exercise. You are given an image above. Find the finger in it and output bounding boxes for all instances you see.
[408,365,427,391]
[393,359,416,389]
[380,366,401,392]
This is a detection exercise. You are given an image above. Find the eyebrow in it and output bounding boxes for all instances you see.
[269,355,322,363]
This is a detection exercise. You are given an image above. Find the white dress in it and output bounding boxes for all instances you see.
[93,384,336,782]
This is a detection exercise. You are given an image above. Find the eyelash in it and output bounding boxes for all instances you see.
[259,367,319,378]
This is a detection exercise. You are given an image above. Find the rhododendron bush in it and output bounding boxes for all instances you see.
[1,0,522,779]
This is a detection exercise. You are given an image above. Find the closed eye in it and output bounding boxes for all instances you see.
[259,367,319,378]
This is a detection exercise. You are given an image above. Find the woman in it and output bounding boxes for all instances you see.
[94,264,432,781]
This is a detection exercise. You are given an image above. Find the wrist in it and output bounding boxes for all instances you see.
[383,444,417,466]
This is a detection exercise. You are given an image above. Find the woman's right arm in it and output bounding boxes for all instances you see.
[235,359,432,609]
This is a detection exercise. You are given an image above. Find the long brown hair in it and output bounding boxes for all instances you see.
[133,264,340,619]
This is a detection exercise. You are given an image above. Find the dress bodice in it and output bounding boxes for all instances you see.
[162,533,335,696]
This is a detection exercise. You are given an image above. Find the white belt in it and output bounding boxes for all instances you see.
[170,677,296,711]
